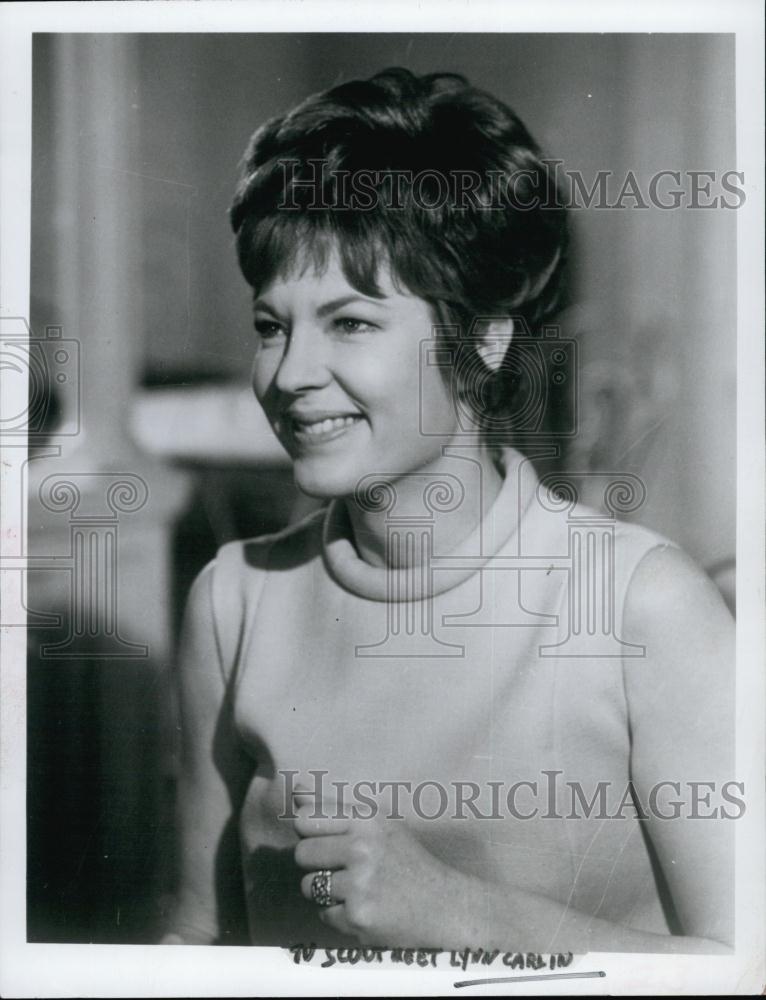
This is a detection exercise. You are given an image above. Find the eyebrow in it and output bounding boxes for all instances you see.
[252,294,387,319]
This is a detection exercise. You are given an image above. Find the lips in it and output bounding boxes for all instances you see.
[292,413,359,434]
[284,410,364,445]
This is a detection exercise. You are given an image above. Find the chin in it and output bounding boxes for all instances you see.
[291,456,361,501]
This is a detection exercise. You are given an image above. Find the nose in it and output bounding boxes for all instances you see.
[273,326,330,395]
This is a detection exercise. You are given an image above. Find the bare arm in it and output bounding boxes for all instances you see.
[162,564,253,945]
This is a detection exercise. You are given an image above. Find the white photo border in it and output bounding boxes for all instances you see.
[1,1,764,996]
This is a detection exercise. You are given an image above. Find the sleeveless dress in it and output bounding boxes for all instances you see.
[196,449,676,947]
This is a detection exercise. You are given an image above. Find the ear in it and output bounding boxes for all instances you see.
[474,316,514,371]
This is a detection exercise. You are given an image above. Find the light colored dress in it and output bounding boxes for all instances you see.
[191,449,676,947]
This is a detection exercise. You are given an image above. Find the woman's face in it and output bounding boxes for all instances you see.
[250,244,461,499]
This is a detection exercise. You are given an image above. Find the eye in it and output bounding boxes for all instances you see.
[254,318,286,341]
[332,316,377,335]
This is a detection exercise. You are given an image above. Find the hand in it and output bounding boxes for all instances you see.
[292,788,460,946]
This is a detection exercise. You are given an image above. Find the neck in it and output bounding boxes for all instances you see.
[344,445,505,569]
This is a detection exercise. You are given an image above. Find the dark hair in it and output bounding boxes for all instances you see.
[230,67,569,438]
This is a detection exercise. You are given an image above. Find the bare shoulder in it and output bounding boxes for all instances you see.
[621,540,735,764]
[623,541,734,644]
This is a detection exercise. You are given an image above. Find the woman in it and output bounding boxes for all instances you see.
[164,69,735,953]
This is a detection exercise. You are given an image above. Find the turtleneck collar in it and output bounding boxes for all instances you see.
[321,448,540,602]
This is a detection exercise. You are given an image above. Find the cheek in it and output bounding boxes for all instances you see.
[355,340,457,439]
[250,347,280,405]
[418,364,458,434]
[356,353,421,430]
[334,348,399,406]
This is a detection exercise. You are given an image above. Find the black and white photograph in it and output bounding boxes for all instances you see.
[1,1,764,996]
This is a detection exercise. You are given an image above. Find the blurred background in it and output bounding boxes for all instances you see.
[24,33,736,942]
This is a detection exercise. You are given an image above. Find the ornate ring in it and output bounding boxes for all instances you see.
[310,868,335,907]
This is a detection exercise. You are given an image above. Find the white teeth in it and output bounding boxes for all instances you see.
[294,415,360,436]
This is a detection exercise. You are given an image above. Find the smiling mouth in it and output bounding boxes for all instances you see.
[287,414,364,445]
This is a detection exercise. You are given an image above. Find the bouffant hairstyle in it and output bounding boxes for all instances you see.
[230,67,568,438]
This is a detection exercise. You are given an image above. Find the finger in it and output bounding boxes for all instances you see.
[294,808,351,838]
[294,833,349,870]
[318,903,353,936]
[293,784,353,821]
[291,786,317,808]
[300,868,351,904]
[292,783,339,811]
